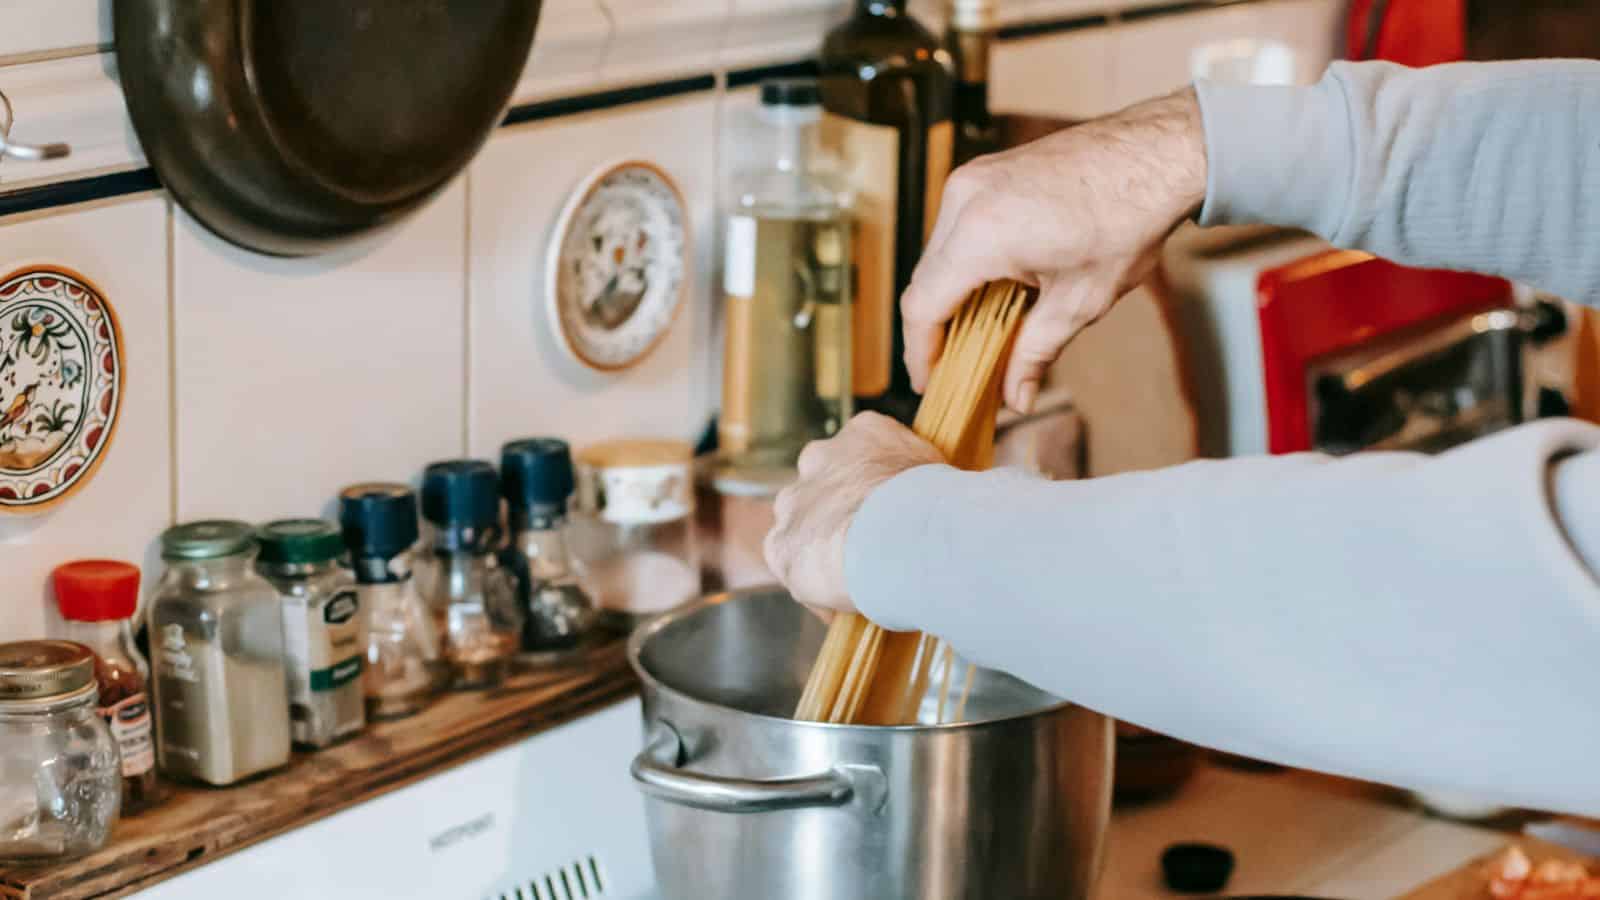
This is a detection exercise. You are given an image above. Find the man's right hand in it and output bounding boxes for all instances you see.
[902,87,1208,414]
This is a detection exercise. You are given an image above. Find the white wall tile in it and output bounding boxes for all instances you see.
[991,24,1118,120]
[0,195,170,642]
[1106,4,1269,108]
[722,0,844,71]
[1248,0,1345,83]
[597,0,730,87]
[171,184,467,525]
[0,0,104,60]
[467,93,718,459]
[516,0,613,103]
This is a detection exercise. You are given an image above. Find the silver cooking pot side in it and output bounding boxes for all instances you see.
[628,587,1113,899]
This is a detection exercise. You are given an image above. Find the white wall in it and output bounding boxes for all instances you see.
[0,0,1342,641]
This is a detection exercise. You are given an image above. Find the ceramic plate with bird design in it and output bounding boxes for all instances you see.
[546,160,689,371]
[0,267,122,512]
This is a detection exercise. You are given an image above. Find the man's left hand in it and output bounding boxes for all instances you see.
[763,412,943,615]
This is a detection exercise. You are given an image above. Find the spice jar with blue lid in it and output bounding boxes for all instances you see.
[340,482,441,719]
[419,460,522,689]
[500,438,596,660]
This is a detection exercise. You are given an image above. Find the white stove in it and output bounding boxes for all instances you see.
[140,699,660,900]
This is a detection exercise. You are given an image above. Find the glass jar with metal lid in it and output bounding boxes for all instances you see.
[150,520,291,786]
[0,640,120,862]
[256,519,365,750]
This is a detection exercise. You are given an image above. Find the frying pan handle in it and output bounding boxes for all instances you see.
[0,89,70,162]
[631,722,883,814]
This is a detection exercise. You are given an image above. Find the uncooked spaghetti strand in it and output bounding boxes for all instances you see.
[794,280,1034,724]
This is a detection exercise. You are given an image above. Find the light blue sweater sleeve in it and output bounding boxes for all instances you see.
[844,61,1600,815]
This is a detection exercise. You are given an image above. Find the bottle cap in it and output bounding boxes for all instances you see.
[0,640,95,701]
[339,482,420,560]
[52,560,140,622]
[161,520,255,561]
[761,78,821,108]
[420,460,501,531]
[257,519,345,566]
[949,0,997,30]
[500,438,575,516]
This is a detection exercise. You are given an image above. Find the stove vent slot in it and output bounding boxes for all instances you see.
[491,854,607,900]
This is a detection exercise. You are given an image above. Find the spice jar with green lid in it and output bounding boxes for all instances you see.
[150,520,291,786]
[0,640,120,862]
[257,519,364,749]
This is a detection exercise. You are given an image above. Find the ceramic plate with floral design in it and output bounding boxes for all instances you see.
[0,268,122,512]
[546,160,689,371]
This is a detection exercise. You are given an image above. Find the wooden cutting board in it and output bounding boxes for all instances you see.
[1399,837,1599,900]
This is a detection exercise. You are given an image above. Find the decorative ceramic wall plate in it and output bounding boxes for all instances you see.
[546,160,689,371]
[0,267,122,513]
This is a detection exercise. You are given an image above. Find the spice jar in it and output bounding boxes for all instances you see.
[572,439,701,630]
[500,438,596,660]
[257,519,365,749]
[340,483,441,720]
[51,561,161,816]
[0,640,120,862]
[151,520,291,786]
[419,461,522,689]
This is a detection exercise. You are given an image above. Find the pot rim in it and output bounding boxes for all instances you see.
[627,585,1079,733]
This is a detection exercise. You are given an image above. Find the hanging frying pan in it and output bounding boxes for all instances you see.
[114,2,540,257]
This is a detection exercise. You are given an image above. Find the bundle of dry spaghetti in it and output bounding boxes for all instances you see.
[793,278,1033,725]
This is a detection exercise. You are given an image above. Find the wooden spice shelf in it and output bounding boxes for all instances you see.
[0,639,637,900]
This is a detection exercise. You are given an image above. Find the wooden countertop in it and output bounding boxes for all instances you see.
[0,639,636,900]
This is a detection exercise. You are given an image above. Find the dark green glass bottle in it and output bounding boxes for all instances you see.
[820,0,953,424]
[947,0,1000,167]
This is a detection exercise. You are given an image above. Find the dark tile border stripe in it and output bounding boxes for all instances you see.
[1120,1,1223,23]
[997,14,1111,41]
[0,168,161,219]
[727,58,819,90]
[501,73,716,126]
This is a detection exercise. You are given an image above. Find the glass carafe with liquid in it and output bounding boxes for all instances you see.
[720,78,854,474]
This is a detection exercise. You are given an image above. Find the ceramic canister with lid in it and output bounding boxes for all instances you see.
[0,640,120,862]
[150,520,291,786]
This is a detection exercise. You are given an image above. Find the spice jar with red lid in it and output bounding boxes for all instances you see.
[52,560,162,815]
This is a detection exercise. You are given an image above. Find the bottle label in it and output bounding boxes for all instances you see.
[821,112,897,398]
[724,215,757,299]
[100,692,155,777]
[283,590,365,703]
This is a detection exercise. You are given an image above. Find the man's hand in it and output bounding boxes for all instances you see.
[902,87,1207,413]
[763,413,943,614]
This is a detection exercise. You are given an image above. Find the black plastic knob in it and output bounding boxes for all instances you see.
[1162,842,1235,895]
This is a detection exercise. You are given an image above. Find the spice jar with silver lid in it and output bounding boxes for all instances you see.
[256,519,365,750]
[150,520,291,786]
[0,640,120,862]
[340,483,441,720]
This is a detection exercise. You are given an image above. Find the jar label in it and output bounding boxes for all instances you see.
[593,465,691,525]
[283,590,365,699]
[101,692,154,777]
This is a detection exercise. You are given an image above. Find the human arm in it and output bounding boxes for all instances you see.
[907,59,1600,413]
[815,417,1600,816]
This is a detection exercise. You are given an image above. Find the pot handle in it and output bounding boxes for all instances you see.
[631,724,876,814]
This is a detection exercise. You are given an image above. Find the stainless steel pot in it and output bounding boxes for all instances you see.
[627,588,1113,900]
